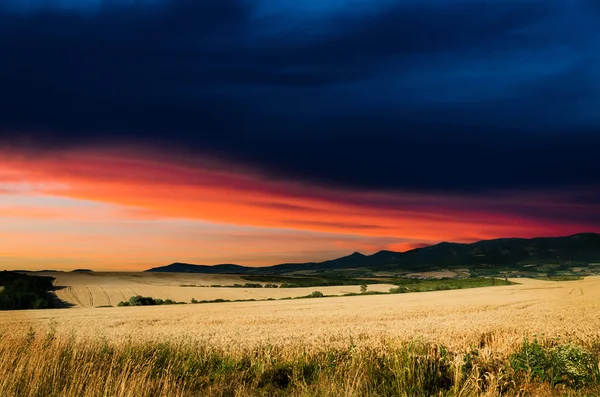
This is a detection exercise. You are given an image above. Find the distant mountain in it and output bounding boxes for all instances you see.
[145,233,600,275]
[71,269,94,272]
[146,263,253,274]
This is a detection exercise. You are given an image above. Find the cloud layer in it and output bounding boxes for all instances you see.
[1,0,599,192]
[1,1,599,269]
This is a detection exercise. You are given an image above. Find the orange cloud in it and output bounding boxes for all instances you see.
[1,147,593,242]
[1,145,598,270]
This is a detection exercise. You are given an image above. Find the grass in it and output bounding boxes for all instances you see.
[1,330,599,396]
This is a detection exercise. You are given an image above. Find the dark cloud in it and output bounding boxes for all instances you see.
[0,0,599,193]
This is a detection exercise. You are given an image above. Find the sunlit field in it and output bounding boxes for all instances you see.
[30,272,397,307]
[1,276,600,396]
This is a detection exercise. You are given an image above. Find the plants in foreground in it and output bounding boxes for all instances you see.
[2,332,599,397]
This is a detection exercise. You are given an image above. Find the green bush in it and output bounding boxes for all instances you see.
[308,291,324,298]
[243,283,263,288]
[117,296,184,307]
[509,338,600,388]
[280,283,301,288]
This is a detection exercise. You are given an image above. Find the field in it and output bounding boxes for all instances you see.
[1,276,600,396]
[31,272,397,308]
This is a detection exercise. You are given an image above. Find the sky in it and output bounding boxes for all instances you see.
[1,0,599,271]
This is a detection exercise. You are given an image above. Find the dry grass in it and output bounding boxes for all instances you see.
[1,276,600,396]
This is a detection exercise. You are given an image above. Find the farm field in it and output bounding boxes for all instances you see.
[2,276,600,396]
[2,276,599,349]
[30,272,397,308]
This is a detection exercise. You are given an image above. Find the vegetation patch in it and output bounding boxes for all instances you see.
[3,332,600,396]
[509,337,599,388]
[0,271,56,310]
[542,275,584,281]
[117,296,185,307]
[389,277,514,294]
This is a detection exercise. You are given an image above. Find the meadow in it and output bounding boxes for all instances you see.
[1,276,600,396]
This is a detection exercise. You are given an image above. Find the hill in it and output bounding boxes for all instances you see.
[145,233,600,277]
[146,263,253,274]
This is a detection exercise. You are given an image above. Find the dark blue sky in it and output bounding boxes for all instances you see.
[1,0,599,193]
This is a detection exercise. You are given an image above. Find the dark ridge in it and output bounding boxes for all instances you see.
[144,233,600,275]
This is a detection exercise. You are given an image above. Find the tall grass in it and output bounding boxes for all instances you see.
[1,330,599,397]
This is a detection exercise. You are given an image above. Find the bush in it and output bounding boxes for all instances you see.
[509,338,600,388]
[279,283,301,288]
[308,291,324,298]
[117,296,184,307]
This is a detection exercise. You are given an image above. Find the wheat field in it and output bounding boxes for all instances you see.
[32,272,396,308]
[2,276,600,396]
[3,276,600,350]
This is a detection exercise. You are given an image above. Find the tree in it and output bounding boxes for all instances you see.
[360,284,368,294]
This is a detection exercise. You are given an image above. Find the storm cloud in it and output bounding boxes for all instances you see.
[1,0,599,192]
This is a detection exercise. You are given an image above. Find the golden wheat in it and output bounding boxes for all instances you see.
[2,276,600,396]
[31,271,396,308]
[2,276,600,354]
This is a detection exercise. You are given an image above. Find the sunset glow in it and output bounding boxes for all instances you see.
[1,147,597,271]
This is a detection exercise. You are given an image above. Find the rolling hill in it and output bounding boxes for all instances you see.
[145,233,600,276]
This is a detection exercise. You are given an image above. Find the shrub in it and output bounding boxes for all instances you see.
[509,338,600,388]
[279,283,301,288]
[308,291,324,298]
[243,283,263,288]
[117,296,184,307]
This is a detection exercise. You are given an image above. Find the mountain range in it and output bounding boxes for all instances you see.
[145,233,600,276]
